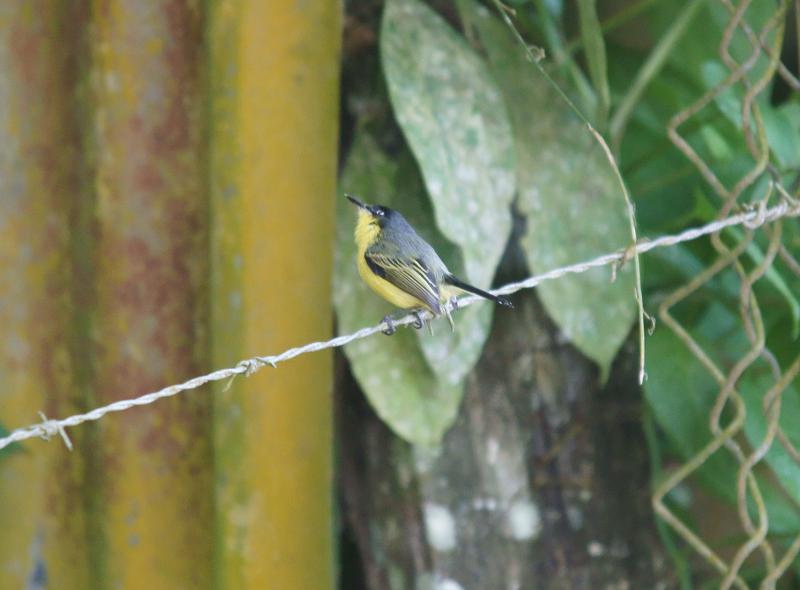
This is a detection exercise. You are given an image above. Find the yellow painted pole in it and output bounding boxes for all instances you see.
[210,1,340,587]
[0,2,90,587]
[89,1,212,587]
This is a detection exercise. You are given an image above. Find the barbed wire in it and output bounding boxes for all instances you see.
[0,197,795,453]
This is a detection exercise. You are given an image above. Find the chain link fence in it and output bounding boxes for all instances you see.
[651,1,800,587]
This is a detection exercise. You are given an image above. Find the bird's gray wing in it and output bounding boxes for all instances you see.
[364,245,442,314]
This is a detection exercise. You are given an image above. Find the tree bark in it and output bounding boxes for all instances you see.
[337,290,671,589]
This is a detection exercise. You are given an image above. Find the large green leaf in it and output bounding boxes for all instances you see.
[390,153,496,386]
[380,0,514,385]
[644,324,738,501]
[741,371,800,519]
[702,60,800,171]
[470,5,636,379]
[334,131,464,447]
[381,0,515,291]
[646,316,800,532]
[649,0,777,90]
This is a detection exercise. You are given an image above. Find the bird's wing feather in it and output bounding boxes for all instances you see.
[364,248,441,314]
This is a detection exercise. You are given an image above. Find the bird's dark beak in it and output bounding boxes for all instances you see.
[345,193,367,210]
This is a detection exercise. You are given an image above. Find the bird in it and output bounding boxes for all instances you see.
[345,194,513,334]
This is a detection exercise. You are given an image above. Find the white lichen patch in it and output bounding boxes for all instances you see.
[435,578,465,590]
[565,504,584,530]
[423,503,457,552]
[414,445,442,474]
[587,541,606,557]
[486,437,500,464]
[505,500,542,541]
[472,496,499,511]
[418,303,493,386]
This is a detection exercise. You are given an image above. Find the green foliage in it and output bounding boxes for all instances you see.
[619,2,800,574]
[337,0,643,447]
[339,13,800,572]
[646,324,800,535]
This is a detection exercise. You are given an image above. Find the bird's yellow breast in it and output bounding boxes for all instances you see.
[353,210,431,311]
[356,250,427,310]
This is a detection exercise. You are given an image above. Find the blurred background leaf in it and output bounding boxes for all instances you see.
[381,0,515,291]
[335,130,464,447]
[576,0,610,126]
[355,0,518,394]
[469,3,637,380]
[391,152,497,386]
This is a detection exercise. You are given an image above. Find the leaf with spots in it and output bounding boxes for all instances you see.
[381,0,515,292]
[334,131,464,447]
[390,152,496,386]
[470,5,636,380]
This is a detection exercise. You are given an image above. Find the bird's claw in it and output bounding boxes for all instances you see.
[448,296,459,311]
[412,310,426,330]
[382,315,396,336]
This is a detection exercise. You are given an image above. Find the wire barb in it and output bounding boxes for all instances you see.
[36,411,73,451]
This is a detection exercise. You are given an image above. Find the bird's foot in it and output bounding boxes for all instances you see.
[448,296,459,311]
[445,308,455,332]
[381,315,396,336]
[412,310,426,330]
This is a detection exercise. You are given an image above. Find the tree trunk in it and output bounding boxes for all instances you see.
[337,290,671,589]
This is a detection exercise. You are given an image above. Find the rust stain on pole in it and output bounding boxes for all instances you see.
[89,1,212,587]
[0,1,90,587]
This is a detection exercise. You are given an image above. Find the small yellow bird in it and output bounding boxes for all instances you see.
[346,194,513,334]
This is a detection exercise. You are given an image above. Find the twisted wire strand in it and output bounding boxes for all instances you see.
[0,199,796,452]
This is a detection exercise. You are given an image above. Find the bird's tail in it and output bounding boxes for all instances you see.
[444,275,513,308]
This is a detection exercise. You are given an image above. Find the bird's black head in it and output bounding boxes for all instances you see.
[346,194,396,228]
[367,205,393,226]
